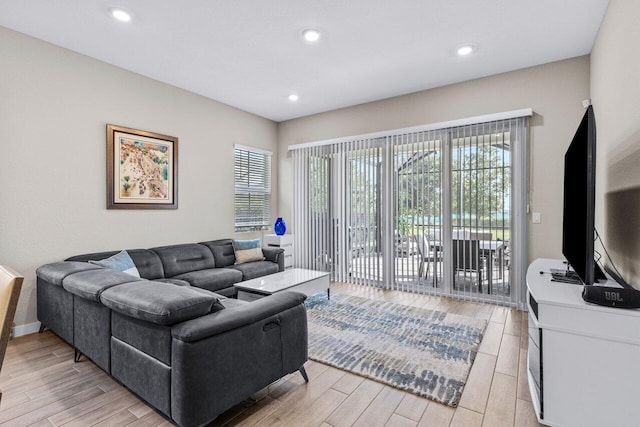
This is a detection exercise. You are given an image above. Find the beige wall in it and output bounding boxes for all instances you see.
[0,27,278,327]
[591,0,640,288]
[278,56,591,267]
[8,4,635,327]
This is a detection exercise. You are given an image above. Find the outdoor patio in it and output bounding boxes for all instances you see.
[347,251,511,299]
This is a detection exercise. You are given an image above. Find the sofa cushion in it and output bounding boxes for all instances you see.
[233,239,264,264]
[36,262,103,286]
[200,239,236,267]
[156,278,190,287]
[172,268,243,292]
[62,269,143,302]
[185,287,229,312]
[186,287,228,300]
[151,244,215,277]
[232,261,279,281]
[89,250,140,278]
[234,247,264,264]
[100,281,221,326]
[233,238,261,250]
[66,249,165,280]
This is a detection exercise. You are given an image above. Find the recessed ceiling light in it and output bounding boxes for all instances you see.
[288,94,299,102]
[302,29,320,42]
[457,45,473,56]
[110,8,131,22]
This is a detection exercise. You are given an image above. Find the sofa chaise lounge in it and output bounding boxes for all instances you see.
[36,239,309,427]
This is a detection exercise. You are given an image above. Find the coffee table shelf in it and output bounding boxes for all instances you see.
[235,268,330,302]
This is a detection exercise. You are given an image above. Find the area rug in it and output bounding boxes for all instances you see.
[305,293,487,407]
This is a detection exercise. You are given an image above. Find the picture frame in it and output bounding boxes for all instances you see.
[106,124,178,209]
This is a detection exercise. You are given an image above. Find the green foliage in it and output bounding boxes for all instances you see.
[451,144,510,226]
[350,158,378,215]
[396,143,510,232]
[397,152,442,218]
[305,142,510,239]
[309,156,329,212]
[396,209,418,235]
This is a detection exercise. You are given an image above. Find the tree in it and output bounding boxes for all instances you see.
[451,143,510,227]
[397,151,442,231]
[395,142,510,232]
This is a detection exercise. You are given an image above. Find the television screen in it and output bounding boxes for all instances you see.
[562,105,605,285]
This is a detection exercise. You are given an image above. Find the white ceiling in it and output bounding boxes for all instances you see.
[0,0,609,122]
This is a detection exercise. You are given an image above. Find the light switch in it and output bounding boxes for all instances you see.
[532,212,541,223]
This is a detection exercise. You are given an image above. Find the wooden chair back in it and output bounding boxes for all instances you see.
[0,266,23,382]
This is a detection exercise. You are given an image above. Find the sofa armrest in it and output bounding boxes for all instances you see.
[172,291,305,342]
[170,291,308,427]
[262,247,285,271]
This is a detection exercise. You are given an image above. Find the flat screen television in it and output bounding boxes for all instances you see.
[562,105,605,285]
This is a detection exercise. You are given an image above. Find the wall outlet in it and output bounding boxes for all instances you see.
[532,212,541,223]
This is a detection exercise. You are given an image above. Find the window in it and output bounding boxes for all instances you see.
[234,144,272,232]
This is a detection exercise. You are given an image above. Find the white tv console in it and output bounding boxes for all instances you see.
[526,259,640,427]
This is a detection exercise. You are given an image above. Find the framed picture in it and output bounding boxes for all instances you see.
[107,124,178,209]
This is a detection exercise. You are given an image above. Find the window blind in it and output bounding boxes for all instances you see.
[234,145,272,232]
[290,111,529,309]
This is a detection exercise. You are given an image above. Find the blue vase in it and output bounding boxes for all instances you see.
[274,217,286,235]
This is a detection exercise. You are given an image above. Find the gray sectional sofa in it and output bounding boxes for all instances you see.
[36,239,309,427]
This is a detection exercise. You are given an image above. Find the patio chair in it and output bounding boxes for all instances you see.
[452,239,484,293]
[395,231,415,257]
[416,233,442,284]
[496,240,511,280]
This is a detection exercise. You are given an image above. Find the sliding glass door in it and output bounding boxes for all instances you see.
[294,141,383,285]
[292,115,528,307]
[447,124,513,304]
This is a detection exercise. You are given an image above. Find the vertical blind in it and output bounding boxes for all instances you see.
[290,111,529,309]
[292,139,384,285]
[234,144,272,232]
[390,119,525,307]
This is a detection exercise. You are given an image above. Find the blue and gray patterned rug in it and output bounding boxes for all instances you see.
[305,293,487,407]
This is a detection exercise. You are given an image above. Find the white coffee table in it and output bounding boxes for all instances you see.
[235,268,330,302]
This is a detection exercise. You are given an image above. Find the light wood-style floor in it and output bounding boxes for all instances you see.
[0,283,542,426]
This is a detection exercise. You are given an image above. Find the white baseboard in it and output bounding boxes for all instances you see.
[13,321,42,338]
